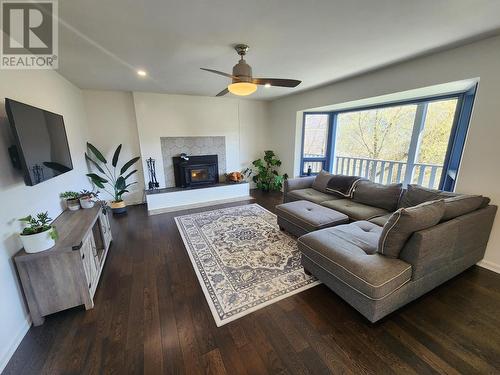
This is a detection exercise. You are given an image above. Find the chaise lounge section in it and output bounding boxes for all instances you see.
[281,172,497,322]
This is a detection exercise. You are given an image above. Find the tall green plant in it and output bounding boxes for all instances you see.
[246,150,288,192]
[85,143,140,202]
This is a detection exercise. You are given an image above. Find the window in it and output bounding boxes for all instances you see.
[301,113,332,175]
[300,87,476,191]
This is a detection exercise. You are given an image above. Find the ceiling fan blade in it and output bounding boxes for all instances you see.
[200,68,237,79]
[252,78,301,88]
[216,88,229,97]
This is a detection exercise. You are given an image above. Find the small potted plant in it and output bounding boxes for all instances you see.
[19,212,58,253]
[59,191,81,211]
[85,143,140,215]
[79,190,99,209]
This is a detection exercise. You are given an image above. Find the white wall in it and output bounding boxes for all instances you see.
[83,90,145,204]
[0,70,92,372]
[269,34,500,272]
[132,92,269,188]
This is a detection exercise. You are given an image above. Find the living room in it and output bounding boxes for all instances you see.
[1,1,500,374]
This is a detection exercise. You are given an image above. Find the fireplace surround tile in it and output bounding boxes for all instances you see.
[161,136,226,187]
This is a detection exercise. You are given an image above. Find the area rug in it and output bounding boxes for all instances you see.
[175,203,320,326]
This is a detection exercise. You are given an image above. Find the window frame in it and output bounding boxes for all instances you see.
[300,112,335,176]
[300,87,476,191]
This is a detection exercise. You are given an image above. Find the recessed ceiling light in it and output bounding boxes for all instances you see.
[264,83,271,88]
[137,70,147,77]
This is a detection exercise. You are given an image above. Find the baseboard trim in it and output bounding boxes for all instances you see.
[148,196,254,215]
[0,318,31,373]
[477,260,500,274]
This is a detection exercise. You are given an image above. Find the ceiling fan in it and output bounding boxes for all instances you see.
[201,44,302,97]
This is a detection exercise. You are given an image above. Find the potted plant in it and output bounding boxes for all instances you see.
[244,150,288,192]
[59,191,81,211]
[79,190,99,209]
[19,212,58,253]
[85,143,140,215]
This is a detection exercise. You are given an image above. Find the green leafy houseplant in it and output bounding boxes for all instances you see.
[19,212,58,240]
[85,143,140,205]
[59,191,80,200]
[246,150,288,192]
[59,191,81,211]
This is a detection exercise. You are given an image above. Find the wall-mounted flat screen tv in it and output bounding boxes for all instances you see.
[6,98,73,186]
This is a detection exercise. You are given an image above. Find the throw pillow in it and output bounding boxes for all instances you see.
[442,195,484,221]
[378,199,445,258]
[326,175,363,198]
[399,184,455,208]
[312,170,333,192]
[353,180,403,211]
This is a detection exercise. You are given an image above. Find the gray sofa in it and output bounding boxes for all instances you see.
[281,173,497,322]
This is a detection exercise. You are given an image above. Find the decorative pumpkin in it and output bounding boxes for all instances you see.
[226,171,244,183]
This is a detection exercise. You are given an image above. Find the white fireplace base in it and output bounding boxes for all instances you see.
[146,182,251,215]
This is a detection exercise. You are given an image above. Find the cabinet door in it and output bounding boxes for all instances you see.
[99,210,112,250]
[80,235,98,292]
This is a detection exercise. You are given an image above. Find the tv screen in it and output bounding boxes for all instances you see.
[6,98,73,186]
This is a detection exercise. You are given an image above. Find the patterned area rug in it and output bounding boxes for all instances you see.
[175,203,320,326]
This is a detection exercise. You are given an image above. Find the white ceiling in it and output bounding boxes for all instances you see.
[58,0,500,100]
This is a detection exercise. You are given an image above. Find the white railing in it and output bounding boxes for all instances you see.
[335,156,443,189]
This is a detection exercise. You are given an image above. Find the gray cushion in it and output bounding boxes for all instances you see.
[479,197,491,209]
[298,222,412,299]
[287,188,336,204]
[442,195,484,221]
[378,200,445,258]
[399,184,455,208]
[275,200,348,233]
[353,180,402,211]
[321,199,390,221]
[312,170,333,192]
[369,213,393,227]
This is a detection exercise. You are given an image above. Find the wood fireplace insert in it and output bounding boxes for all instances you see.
[172,154,219,188]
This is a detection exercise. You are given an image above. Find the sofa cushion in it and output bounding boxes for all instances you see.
[312,170,334,192]
[298,222,412,299]
[369,213,393,227]
[378,199,445,258]
[287,188,335,204]
[353,180,402,211]
[325,175,363,198]
[276,200,349,233]
[321,199,390,221]
[442,195,484,221]
[399,184,455,208]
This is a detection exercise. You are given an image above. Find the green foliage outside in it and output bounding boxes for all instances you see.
[335,99,457,165]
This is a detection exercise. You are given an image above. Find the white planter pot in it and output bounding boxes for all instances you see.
[66,199,80,211]
[79,198,95,209]
[20,229,55,253]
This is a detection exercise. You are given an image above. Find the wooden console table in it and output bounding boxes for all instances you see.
[14,205,112,326]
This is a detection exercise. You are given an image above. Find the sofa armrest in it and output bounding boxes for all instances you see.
[400,205,497,280]
[283,176,316,202]
[284,176,315,193]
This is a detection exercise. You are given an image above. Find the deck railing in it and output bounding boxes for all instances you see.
[334,156,443,189]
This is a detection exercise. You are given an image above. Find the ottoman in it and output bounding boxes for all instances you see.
[275,200,349,237]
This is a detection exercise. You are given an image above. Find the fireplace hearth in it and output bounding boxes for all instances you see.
[172,154,219,188]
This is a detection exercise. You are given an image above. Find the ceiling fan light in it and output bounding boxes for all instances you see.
[228,82,257,96]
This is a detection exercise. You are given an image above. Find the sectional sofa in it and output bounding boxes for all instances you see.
[278,172,497,322]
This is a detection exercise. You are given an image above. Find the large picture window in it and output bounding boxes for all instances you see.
[300,88,476,191]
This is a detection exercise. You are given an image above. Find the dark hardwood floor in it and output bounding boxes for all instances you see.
[4,190,500,374]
